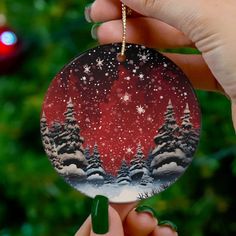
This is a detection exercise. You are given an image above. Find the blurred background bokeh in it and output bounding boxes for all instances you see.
[0,0,235,235]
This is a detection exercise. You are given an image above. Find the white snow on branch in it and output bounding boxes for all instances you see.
[153,162,184,175]
[151,148,186,167]
[87,174,104,181]
[58,164,86,176]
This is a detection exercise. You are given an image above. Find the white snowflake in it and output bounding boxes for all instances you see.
[120,92,131,104]
[138,73,144,80]
[126,147,133,154]
[83,64,91,74]
[136,105,145,114]
[82,76,86,81]
[163,63,168,68]
[96,58,104,70]
[138,52,150,63]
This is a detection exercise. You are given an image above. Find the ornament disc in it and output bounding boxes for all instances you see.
[41,43,201,203]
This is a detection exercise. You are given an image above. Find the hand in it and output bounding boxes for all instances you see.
[75,201,178,236]
[86,0,236,131]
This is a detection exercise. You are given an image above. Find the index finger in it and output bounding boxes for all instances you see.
[88,0,140,22]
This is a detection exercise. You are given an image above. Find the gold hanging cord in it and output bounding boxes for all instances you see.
[120,3,127,56]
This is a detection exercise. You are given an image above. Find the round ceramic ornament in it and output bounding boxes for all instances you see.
[41,43,201,202]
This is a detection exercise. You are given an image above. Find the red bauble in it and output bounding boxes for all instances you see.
[0,26,22,74]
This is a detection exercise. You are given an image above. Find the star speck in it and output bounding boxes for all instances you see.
[83,64,91,74]
[138,52,150,63]
[126,147,133,154]
[139,74,144,80]
[136,105,145,114]
[124,76,131,81]
[96,58,104,70]
[121,92,131,104]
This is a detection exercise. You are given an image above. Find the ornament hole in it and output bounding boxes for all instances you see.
[117,53,126,62]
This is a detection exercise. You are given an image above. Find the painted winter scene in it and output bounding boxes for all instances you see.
[41,43,201,203]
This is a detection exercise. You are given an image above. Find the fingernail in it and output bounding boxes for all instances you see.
[91,23,101,40]
[135,205,159,220]
[91,195,109,234]
[158,220,178,232]
[84,3,93,23]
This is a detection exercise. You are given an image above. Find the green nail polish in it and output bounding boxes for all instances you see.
[91,23,101,40]
[84,3,93,23]
[91,195,109,234]
[159,220,178,232]
[135,205,159,220]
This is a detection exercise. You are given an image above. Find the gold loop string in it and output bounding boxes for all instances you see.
[121,3,127,56]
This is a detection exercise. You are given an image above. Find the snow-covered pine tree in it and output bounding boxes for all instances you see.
[40,116,64,170]
[140,172,154,186]
[50,121,65,147]
[117,160,131,185]
[129,144,148,181]
[40,112,53,157]
[56,98,87,170]
[154,99,179,150]
[104,173,115,184]
[152,100,180,155]
[178,103,199,158]
[151,100,186,179]
[86,144,106,183]
[64,97,84,152]
[146,148,154,174]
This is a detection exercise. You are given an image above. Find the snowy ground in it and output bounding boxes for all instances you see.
[74,182,162,203]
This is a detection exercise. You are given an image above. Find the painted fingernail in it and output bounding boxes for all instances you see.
[135,205,159,220]
[158,220,178,232]
[84,3,93,23]
[91,195,109,234]
[91,23,101,40]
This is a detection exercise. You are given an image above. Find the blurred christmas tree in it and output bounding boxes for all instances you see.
[0,0,236,236]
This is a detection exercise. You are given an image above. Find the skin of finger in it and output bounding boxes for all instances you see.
[90,206,124,236]
[97,18,193,48]
[110,202,137,222]
[123,209,158,236]
[74,216,91,236]
[150,226,178,236]
[163,53,225,94]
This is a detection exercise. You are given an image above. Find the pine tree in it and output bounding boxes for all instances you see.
[40,113,52,157]
[86,144,106,183]
[140,172,154,186]
[178,103,199,157]
[154,99,179,150]
[63,97,84,153]
[55,98,87,170]
[129,144,148,181]
[151,100,185,178]
[117,160,131,185]
[50,121,65,148]
[146,148,154,174]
